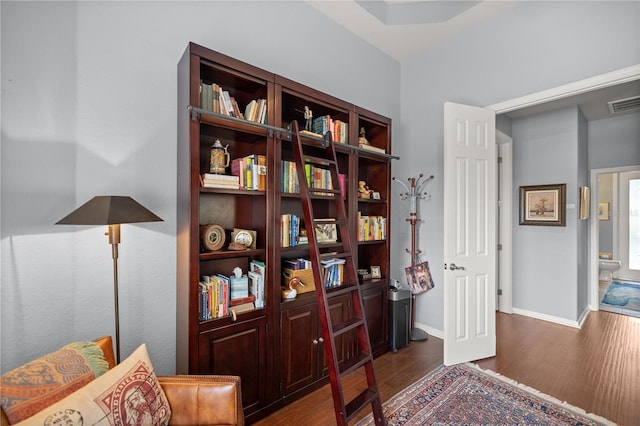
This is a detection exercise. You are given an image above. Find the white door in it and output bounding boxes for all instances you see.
[443,102,496,366]
[618,170,640,281]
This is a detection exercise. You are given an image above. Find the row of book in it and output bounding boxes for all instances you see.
[198,260,266,321]
[199,80,267,124]
[280,214,306,247]
[280,160,346,195]
[282,257,312,270]
[321,258,345,288]
[312,115,348,143]
[231,154,267,191]
[357,213,387,242]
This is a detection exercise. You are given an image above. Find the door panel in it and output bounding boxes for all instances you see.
[444,102,496,366]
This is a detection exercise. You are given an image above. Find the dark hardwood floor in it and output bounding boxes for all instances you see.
[253,310,640,425]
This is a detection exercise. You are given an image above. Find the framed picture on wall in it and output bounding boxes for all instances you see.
[519,183,566,226]
[579,186,590,220]
[599,202,610,221]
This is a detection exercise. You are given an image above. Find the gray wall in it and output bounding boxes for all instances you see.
[398,0,639,330]
[511,107,581,320]
[1,1,400,374]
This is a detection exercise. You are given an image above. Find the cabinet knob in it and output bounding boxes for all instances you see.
[312,339,319,345]
[318,337,324,343]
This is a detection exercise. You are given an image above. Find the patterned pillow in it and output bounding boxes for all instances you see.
[0,341,109,424]
[14,343,171,426]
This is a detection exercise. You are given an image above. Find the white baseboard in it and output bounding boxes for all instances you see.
[414,308,591,340]
[512,308,581,329]
[414,322,444,339]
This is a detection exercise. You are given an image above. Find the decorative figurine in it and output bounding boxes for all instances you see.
[282,277,303,299]
[358,127,369,145]
[358,180,374,199]
[304,106,313,132]
[210,138,230,174]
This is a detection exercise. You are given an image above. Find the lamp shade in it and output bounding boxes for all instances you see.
[56,196,163,225]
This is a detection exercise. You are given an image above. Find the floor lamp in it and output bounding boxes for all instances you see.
[393,174,434,341]
[56,196,163,363]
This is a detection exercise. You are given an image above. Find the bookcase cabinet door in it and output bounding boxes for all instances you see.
[280,302,319,396]
[198,316,267,416]
[361,281,389,357]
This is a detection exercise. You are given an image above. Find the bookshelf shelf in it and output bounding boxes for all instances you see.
[177,42,394,423]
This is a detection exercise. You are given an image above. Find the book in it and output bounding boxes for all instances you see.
[249,260,266,308]
[203,173,240,182]
[229,294,256,306]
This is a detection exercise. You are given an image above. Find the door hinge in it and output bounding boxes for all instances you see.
[497,244,502,250]
[498,289,503,296]
[498,156,503,163]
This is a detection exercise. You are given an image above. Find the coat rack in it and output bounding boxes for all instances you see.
[393,173,434,341]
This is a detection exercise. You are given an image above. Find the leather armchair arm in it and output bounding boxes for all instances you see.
[158,375,243,426]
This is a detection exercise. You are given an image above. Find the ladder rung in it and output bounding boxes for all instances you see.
[326,284,360,299]
[338,351,373,377]
[314,218,347,226]
[309,188,341,195]
[319,251,351,260]
[345,388,380,422]
[304,155,336,166]
[332,317,364,337]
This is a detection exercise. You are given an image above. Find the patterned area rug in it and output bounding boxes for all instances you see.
[601,281,640,314]
[356,363,614,426]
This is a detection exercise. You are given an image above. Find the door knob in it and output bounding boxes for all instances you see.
[449,263,465,271]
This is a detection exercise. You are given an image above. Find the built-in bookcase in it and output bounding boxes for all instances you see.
[177,42,395,423]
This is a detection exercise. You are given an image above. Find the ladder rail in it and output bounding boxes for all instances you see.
[290,120,385,425]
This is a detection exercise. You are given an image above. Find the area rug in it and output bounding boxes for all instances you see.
[355,363,614,426]
[601,281,640,313]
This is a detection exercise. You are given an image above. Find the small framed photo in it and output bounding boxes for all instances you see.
[370,265,381,279]
[519,183,566,226]
[315,222,337,243]
[599,202,610,221]
[371,192,381,200]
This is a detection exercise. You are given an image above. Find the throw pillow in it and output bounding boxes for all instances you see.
[14,343,171,426]
[0,341,109,424]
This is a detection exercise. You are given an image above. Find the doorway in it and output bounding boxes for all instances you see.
[591,166,640,317]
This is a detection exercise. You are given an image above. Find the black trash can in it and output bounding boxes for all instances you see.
[388,288,411,352]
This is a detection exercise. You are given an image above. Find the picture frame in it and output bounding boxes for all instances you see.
[371,192,381,200]
[519,183,566,226]
[599,202,610,221]
[315,221,337,243]
[404,261,435,295]
[579,186,590,220]
[370,265,381,279]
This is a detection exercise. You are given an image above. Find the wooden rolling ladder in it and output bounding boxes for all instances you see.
[290,120,385,426]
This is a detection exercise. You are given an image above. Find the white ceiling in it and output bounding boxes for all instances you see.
[307,0,640,121]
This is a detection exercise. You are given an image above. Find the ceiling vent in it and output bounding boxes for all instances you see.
[608,95,640,114]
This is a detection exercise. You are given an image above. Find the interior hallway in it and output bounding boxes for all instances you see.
[254,311,639,425]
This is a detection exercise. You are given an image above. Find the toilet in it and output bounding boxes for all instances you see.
[599,253,622,281]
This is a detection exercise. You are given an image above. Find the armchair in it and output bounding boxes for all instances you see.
[1,336,243,426]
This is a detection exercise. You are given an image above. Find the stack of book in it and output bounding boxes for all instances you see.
[321,258,345,288]
[248,260,266,308]
[199,274,231,320]
[231,154,267,191]
[281,214,303,247]
[201,173,240,189]
[357,212,387,241]
[312,115,348,143]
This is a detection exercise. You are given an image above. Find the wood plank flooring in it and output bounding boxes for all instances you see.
[253,311,639,425]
